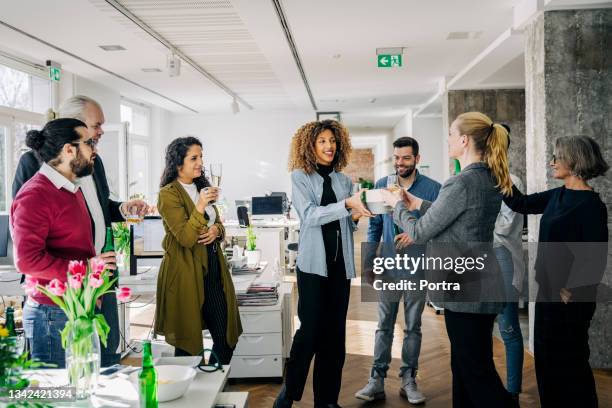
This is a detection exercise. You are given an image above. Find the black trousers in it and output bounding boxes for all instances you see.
[284,262,351,404]
[534,301,597,408]
[175,244,234,365]
[444,309,515,408]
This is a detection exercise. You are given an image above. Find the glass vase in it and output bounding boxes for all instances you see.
[65,323,101,400]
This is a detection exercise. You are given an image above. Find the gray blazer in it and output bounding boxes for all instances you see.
[393,162,504,314]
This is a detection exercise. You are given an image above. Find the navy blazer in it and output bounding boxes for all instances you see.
[12,150,124,230]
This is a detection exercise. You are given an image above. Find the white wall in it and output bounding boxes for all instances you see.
[392,111,413,141]
[166,111,313,216]
[412,116,446,183]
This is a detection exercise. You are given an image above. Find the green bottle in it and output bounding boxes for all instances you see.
[102,226,115,253]
[139,341,158,408]
[5,307,17,337]
[102,226,117,287]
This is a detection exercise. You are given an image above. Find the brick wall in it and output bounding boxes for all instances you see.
[344,148,375,183]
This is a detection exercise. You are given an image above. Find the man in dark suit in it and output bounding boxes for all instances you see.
[12,95,149,367]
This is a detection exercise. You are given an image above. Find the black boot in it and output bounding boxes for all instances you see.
[273,385,293,408]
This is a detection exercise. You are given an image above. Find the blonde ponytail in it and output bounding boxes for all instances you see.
[485,124,512,195]
[455,112,512,195]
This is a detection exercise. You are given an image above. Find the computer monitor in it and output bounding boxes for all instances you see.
[0,215,8,258]
[129,216,164,275]
[251,196,284,218]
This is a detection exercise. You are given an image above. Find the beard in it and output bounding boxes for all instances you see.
[396,164,416,178]
[71,151,94,177]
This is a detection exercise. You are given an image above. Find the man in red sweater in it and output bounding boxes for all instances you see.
[11,118,116,368]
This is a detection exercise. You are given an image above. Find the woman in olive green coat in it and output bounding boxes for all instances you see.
[155,136,241,363]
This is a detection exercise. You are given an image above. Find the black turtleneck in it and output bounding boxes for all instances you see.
[316,164,344,263]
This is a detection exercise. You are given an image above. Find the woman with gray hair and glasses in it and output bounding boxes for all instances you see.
[503,135,609,408]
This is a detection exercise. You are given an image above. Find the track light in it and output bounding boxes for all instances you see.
[231,98,240,114]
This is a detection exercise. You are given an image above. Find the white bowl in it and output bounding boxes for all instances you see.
[154,356,202,368]
[131,364,196,402]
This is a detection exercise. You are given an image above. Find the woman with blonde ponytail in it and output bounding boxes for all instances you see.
[382,111,516,407]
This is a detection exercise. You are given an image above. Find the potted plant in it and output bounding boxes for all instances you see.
[244,226,261,267]
[112,222,131,274]
[27,259,132,399]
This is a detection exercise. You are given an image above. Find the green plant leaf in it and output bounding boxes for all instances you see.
[93,314,110,347]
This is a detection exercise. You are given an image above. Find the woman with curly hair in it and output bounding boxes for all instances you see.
[274,120,372,408]
[155,136,241,364]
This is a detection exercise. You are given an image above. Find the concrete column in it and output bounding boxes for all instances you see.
[443,89,527,185]
[525,8,612,368]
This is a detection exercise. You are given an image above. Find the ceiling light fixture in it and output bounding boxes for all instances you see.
[167,54,181,77]
[99,45,126,51]
[141,68,162,72]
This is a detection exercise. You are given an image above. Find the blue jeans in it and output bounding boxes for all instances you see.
[494,246,524,395]
[23,300,68,368]
[372,285,426,378]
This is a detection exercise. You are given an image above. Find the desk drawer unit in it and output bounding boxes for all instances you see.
[239,310,281,334]
[234,333,282,356]
[229,355,283,379]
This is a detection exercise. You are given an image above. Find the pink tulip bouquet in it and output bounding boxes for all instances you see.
[25,258,132,348]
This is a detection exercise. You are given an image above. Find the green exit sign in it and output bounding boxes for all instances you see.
[49,66,61,81]
[377,54,402,68]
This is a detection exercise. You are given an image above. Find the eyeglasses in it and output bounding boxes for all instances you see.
[72,138,98,149]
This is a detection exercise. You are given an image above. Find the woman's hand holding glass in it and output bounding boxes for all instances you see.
[196,187,219,213]
[345,191,373,218]
[198,224,220,245]
[382,188,423,212]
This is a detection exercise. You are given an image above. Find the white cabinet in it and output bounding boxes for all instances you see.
[229,282,294,379]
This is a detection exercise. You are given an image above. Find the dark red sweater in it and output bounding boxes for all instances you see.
[11,173,95,305]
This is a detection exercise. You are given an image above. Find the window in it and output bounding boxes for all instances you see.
[0,62,49,212]
[120,100,151,200]
[0,64,51,114]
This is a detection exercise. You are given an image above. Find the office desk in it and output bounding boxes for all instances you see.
[121,264,294,380]
[224,218,300,275]
[18,365,247,407]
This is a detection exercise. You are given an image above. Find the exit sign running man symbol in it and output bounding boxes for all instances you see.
[378,54,402,68]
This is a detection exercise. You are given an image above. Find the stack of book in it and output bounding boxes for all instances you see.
[237,283,279,306]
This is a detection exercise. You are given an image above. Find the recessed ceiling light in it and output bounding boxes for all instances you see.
[446,31,482,40]
[99,45,126,51]
[141,68,162,73]
[332,54,341,59]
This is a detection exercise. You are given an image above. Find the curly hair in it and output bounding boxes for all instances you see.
[160,136,211,191]
[287,119,352,174]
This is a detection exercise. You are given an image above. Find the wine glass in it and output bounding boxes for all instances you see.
[386,174,399,191]
[207,163,222,204]
[210,163,222,188]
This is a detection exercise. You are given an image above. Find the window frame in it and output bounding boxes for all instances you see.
[120,99,152,201]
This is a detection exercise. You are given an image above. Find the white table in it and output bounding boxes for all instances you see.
[18,365,247,407]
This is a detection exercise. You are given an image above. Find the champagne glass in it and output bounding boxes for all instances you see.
[210,163,222,188]
[386,174,399,191]
[208,163,222,204]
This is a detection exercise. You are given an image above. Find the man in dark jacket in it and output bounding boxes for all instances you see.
[12,95,149,366]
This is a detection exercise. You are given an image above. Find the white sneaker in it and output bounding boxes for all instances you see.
[400,371,426,404]
[355,377,385,402]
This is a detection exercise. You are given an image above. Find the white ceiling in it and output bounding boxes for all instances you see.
[0,0,537,127]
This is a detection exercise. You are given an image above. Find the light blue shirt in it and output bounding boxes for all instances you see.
[291,169,357,279]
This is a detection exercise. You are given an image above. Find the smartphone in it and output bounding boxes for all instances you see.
[100,364,129,376]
